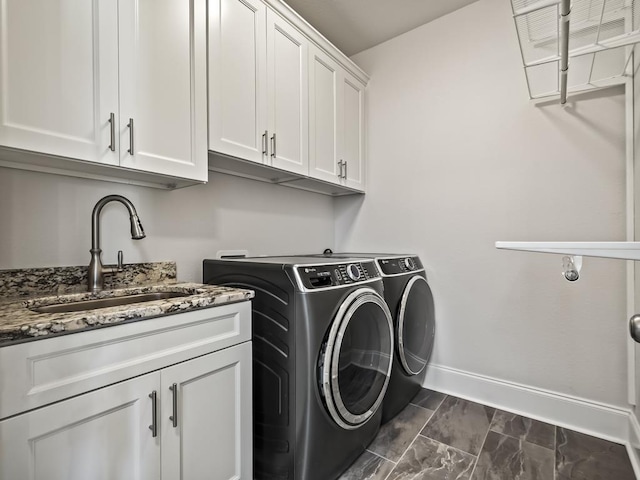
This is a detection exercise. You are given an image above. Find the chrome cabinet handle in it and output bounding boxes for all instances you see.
[127,118,135,155]
[262,130,268,156]
[108,113,115,152]
[337,160,344,178]
[149,391,158,437]
[169,383,178,428]
[630,315,640,343]
[344,161,348,180]
[270,133,276,158]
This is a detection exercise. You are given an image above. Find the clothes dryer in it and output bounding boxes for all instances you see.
[203,256,394,480]
[316,252,435,424]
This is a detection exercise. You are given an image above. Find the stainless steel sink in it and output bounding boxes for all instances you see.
[31,292,188,314]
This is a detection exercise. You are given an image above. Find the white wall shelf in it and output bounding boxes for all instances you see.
[511,0,640,103]
[495,241,640,260]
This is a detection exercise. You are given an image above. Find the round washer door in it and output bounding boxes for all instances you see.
[320,288,394,430]
[397,275,435,376]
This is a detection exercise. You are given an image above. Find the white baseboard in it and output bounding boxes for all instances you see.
[423,363,630,444]
[423,363,640,478]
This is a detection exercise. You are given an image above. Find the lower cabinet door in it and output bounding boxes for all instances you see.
[161,341,252,480]
[0,372,161,480]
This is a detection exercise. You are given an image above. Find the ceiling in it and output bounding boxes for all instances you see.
[284,0,480,56]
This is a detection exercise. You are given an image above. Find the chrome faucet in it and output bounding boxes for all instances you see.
[88,195,146,293]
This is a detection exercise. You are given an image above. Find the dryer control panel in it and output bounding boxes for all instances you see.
[296,261,379,290]
[377,256,424,276]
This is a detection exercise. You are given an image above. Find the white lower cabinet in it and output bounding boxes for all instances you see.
[0,372,161,480]
[161,342,252,480]
[0,303,252,480]
[0,343,251,480]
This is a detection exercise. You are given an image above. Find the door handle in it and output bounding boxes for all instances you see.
[630,315,640,343]
[262,130,268,156]
[169,383,178,428]
[127,118,135,155]
[338,160,344,178]
[270,133,276,158]
[344,160,348,180]
[108,113,116,152]
[148,391,158,437]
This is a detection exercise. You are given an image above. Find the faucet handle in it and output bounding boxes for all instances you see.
[117,250,124,271]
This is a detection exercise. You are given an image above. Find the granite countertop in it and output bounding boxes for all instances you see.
[0,262,254,345]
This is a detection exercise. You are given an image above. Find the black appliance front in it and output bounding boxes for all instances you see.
[203,257,393,480]
[378,258,435,423]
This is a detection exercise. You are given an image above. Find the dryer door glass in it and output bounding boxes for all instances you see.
[320,289,393,430]
[397,276,435,375]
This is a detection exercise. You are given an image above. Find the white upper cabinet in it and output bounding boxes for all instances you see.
[0,0,207,185]
[308,45,340,183]
[209,0,267,164]
[266,9,308,175]
[208,0,367,194]
[308,45,366,192]
[119,0,207,181]
[0,0,119,166]
[340,70,366,191]
[209,1,308,175]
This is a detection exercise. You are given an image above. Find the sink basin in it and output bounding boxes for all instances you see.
[31,292,188,314]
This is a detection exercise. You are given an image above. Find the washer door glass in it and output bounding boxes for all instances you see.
[397,276,435,376]
[320,288,393,430]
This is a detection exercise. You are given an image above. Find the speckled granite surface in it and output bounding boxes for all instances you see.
[0,263,253,345]
[0,262,177,297]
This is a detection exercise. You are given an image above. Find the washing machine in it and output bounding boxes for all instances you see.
[316,252,435,424]
[203,256,394,480]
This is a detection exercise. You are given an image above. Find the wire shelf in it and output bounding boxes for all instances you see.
[511,0,639,101]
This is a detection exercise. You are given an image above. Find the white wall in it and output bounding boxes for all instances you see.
[0,168,335,282]
[336,0,629,407]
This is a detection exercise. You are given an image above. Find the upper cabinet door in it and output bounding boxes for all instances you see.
[266,9,308,175]
[308,45,340,184]
[340,71,366,191]
[209,0,267,164]
[0,0,119,165]
[118,0,207,182]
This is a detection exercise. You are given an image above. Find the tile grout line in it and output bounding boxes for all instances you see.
[487,427,555,453]
[467,408,498,480]
[382,431,424,480]
[365,449,398,465]
[378,400,443,480]
[416,432,480,460]
[410,391,448,413]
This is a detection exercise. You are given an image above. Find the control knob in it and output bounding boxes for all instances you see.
[404,257,416,271]
[347,264,361,281]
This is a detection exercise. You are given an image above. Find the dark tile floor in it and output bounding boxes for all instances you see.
[339,389,637,480]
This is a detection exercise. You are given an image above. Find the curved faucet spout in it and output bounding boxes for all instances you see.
[88,195,146,292]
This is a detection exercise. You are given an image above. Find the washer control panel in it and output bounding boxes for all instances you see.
[377,256,423,276]
[297,261,378,290]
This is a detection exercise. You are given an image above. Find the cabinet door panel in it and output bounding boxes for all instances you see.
[267,10,308,175]
[0,0,119,165]
[209,0,267,163]
[161,342,252,480]
[309,46,340,184]
[341,72,365,191]
[0,372,160,480]
[119,0,207,181]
